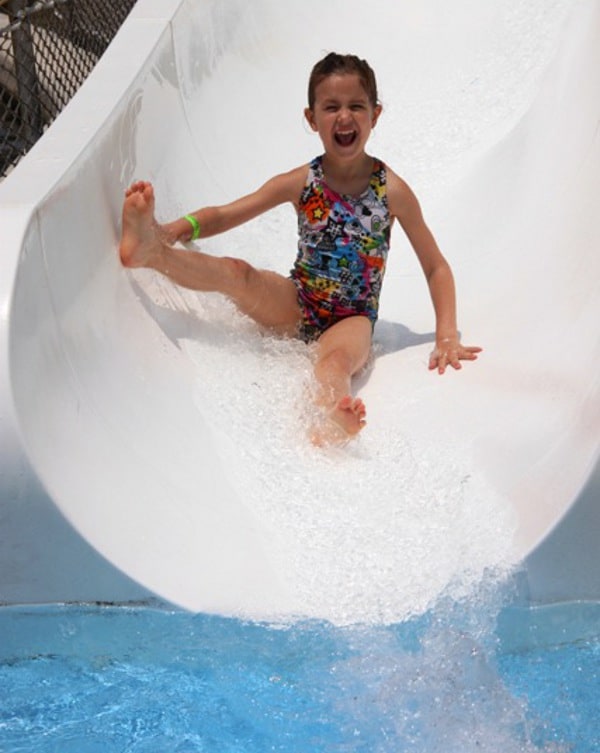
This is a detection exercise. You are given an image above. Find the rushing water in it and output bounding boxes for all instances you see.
[0,581,598,752]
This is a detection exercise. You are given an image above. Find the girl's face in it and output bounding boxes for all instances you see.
[304,73,382,162]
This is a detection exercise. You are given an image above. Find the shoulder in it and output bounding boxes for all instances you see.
[260,163,310,209]
[384,165,423,223]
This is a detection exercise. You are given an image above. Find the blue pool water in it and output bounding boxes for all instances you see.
[0,585,598,752]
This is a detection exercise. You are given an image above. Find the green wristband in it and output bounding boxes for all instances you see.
[183,213,201,241]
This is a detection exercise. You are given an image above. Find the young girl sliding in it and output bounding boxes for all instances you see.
[119,52,481,444]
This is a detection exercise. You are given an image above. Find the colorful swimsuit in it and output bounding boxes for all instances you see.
[291,155,391,342]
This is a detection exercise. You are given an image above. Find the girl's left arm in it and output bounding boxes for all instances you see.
[387,169,481,374]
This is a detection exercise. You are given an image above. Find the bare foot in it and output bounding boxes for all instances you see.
[310,395,367,446]
[119,181,163,268]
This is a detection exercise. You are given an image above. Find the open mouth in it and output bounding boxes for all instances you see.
[334,130,357,147]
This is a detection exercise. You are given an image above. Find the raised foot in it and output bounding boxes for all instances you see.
[119,180,161,268]
[310,395,367,447]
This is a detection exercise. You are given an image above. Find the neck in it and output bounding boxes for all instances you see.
[321,153,374,195]
[322,152,371,177]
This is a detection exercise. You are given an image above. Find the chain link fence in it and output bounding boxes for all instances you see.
[1,0,137,178]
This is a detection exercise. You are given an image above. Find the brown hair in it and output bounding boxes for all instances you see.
[307,53,379,109]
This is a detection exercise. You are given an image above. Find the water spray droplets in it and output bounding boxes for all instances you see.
[175,302,517,625]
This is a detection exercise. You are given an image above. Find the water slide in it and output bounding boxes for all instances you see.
[0,0,598,625]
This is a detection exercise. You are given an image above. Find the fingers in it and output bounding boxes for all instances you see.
[429,351,460,374]
[428,346,458,373]
[429,344,482,374]
[460,345,483,356]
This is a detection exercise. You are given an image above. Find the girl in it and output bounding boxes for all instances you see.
[119,53,481,444]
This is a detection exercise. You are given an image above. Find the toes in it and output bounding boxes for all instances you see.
[125,181,153,200]
[335,396,367,426]
[338,395,353,411]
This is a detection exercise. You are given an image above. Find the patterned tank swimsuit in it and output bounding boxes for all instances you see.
[291,155,391,342]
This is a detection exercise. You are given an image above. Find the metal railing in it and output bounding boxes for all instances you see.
[0,0,137,178]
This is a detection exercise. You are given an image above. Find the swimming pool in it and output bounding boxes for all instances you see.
[1,581,598,752]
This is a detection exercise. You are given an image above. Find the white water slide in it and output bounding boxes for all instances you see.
[0,0,598,624]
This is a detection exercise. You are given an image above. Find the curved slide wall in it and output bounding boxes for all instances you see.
[0,0,598,622]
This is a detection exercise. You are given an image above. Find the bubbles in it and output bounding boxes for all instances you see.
[154,286,519,626]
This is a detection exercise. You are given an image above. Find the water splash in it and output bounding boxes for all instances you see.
[0,576,584,752]
[323,580,572,753]
[133,278,519,625]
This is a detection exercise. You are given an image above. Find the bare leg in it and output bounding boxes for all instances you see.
[120,183,371,445]
[119,181,301,334]
[310,316,372,445]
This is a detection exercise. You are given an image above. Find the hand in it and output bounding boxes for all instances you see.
[429,336,482,374]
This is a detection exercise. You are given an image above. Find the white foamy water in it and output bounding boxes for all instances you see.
[188,337,515,624]
[132,276,516,625]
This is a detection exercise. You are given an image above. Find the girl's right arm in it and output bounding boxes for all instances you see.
[161,165,307,244]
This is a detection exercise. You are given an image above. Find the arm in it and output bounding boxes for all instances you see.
[387,169,481,373]
[161,165,307,244]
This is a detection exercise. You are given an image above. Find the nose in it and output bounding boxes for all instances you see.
[336,107,353,125]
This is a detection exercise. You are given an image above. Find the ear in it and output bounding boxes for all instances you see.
[304,107,318,132]
[372,103,383,128]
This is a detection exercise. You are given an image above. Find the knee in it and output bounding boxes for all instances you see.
[222,256,255,291]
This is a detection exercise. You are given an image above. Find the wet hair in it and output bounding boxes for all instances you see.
[307,52,379,109]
